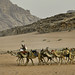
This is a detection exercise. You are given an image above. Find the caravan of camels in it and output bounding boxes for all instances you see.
[8,47,75,66]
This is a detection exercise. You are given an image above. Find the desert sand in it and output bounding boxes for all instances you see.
[0,30,75,75]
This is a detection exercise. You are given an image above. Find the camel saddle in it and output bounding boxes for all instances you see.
[20,51,28,54]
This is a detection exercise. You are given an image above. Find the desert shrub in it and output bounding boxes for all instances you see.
[57,39,62,41]
[43,39,47,41]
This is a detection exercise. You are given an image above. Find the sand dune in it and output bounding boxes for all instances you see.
[0,30,75,51]
[0,30,75,75]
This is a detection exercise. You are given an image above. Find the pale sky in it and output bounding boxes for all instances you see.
[10,0,75,18]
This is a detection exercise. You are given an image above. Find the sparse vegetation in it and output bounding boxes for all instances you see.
[47,40,50,42]
[43,39,47,41]
[57,39,62,41]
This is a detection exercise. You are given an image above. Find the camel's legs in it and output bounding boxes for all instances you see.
[30,58,34,65]
[55,57,59,63]
[16,57,21,65]
[38,57,45,65]
[25,58,29,66]
[20,58,24,65]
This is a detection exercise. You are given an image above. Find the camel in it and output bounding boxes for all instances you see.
[7,50,26,65]
[66,48,75,63]
[51,49,73,64]
[7,48,74,65]
[58,48,73,64]
[16,50,45,66]
[24,50,46,66]
[16,51,27,65]
[40,49,56,65]
[51,50,67,64]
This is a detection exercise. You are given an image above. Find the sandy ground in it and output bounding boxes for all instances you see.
[0,30,75,75]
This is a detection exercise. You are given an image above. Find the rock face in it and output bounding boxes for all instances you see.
[0,12,75,36]
[36,13,75,33]
[67,10,75,13]
[0,0,39,31]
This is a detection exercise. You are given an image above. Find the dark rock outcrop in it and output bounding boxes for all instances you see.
[36,13,75,33]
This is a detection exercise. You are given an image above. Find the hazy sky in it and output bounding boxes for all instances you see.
[10,0,75,18]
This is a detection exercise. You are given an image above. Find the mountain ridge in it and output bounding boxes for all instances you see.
[0,12,75,36]
[0,0,39,31]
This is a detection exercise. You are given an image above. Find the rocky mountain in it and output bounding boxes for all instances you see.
[36,13,75,33]
[67,10,75,13]
[0,0,39,31]
[0,12,75,36]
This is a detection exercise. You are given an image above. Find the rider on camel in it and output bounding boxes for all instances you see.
[20,40,27,54]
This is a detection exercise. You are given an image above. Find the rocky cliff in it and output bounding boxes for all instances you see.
[36,13,75,33]
[0,12,75,36]
[0,0,39,31]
